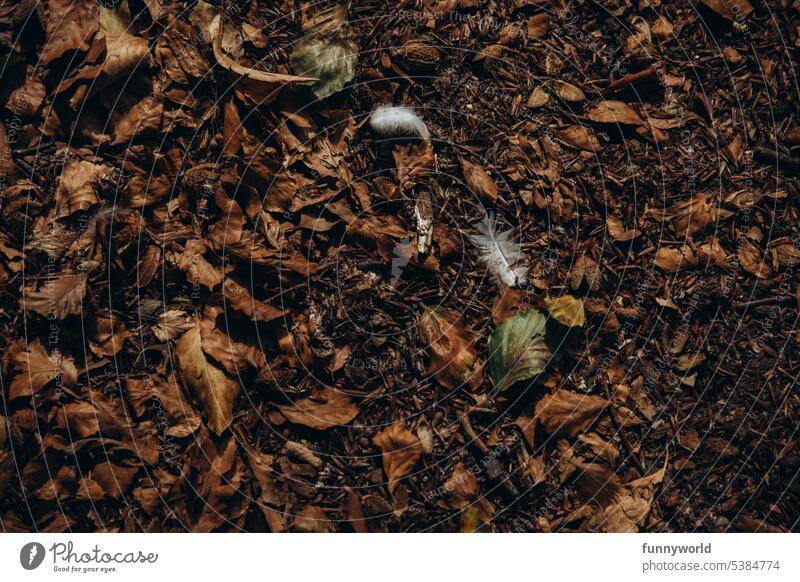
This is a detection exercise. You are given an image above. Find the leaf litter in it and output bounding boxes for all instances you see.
[0,0,797,533]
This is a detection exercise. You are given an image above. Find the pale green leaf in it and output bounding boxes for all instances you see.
[489,309,552,391]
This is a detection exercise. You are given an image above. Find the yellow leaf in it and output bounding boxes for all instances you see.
[460,506,491,533]
[545,295,586,327]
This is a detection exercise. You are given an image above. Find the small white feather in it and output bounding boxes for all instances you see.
[369,105,430,140]
[468,213,528,287]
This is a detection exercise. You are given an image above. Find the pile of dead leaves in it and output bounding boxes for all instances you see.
[0,0,797,533]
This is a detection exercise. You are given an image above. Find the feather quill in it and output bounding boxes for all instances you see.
[469,213,528,287]
[369,105,430,140]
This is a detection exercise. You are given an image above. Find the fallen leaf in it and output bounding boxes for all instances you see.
[373,422,422,494]
[535,390,609,438]
[604,459,667,532]
[90,314,133,357]
[670,192,731,236]
[279,388,359,430]
[460,158,499,201]
[544,295,586,328]
[586,100,643,125]
[177,239,224,290]
[553,125,600,151]
[527,87,550,108]
[176,325,241,435]
[153,310,194,342]
[738,239,771,278]
[222,277,283,322]
[489,309,552,391]
[700,0,753,20]
[439,462,481,509]
[39,0,99,65]
[91,462,139,500]
[553,80,585,102]
[294,505,335,533]
[55,160,112,218]
[23,273,87,319]
[209,15,316,105]
[419,307,482,390]
[289,6,357,99]
[606,215,641,241]
[10,339,78,399]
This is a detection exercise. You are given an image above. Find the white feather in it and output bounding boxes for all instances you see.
[369,105,430,140]
[468,213,528,287]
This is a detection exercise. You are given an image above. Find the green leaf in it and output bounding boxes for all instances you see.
[289,39,357,99]
[489,309,552,391]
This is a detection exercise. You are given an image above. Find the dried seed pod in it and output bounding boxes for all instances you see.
[395,43,440,71]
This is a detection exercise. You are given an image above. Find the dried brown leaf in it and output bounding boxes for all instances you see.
[176,325,241,435]
[279,388,359,430]
[419,307,482,390]
[373,422,423,494]
[535,390,609,438]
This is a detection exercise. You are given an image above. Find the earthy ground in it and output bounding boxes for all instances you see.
[0,0,798,532]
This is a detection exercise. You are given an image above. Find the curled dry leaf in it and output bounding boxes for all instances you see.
[603,459,667,532]
[419,307,482,390]
[373,421,423,494]
[553,125,601,152]
[90,462,139,500]
[393,140,435,190]
[527,87,549,108]
[571,255,601,291]
[460,158,499,201]
[279,388,359,430]
[491,284,529,325]
[84,1,151,97]
[654,245,699,272]
[39,0,99,65]
[8,75,46,117]
[738,239,771,278]
[55,390,129,439]
[553,80,585,102]
[222,277,283,322]
[112,95,164,144]
[438,462,482,510]
[189,437,247,532]
[535,390,609,438]
[544,295,586,328]
[55,160,112,218]
[670,192,732,236]
[606,215,641,241]
[586,100,643,126]
[90,314,133,357]
[294,505,335,533]
[153,310,194,341]
[176,325,241,435]
[10,339,78,400]
[177,239,224,291]
[526,13,551,39]
[23,273,87,319]
[125,375,201,438]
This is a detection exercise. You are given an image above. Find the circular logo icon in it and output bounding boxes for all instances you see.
[20,542,46,570]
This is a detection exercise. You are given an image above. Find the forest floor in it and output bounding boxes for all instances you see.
[0,0,798,532]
